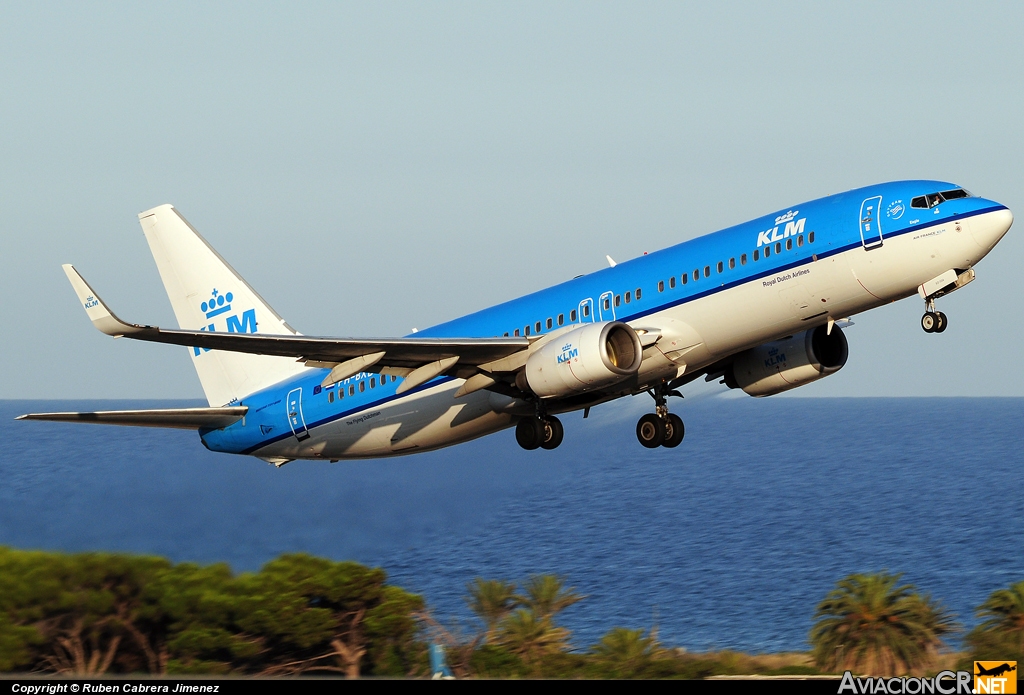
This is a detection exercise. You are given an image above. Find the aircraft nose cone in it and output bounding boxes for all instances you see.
[971,207,1013,251]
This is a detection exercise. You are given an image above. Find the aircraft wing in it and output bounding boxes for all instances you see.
[63,265,530,389]
[16,406,248,430]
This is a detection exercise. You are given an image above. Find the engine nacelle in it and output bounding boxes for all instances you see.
[725,325,848,397]
[521,321,643,399]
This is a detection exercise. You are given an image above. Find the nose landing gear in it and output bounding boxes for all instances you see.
[921,298,948,334]
[636,383,685,449]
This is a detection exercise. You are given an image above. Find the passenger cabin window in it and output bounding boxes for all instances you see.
[525,325,531,336]
[741,253,747,265]
[535,321,542,333]
[557,313,564,326]
[603,298,610,310]
[693,269,699,281]
[797,235,804,247]
[328,391,334,403]
[359,381,365,393]
[669,276,676,289]
[681,273,688,285]
[625,291,631,304]
[658,280,664,292]
[570,309,578,321]
[786,238,793,250]
[729,258,735,269]
[703,266,710,278]
[514,328,520,336]
[716,261,723,273]
[635,287,642,300]
[583,305,590,317]
[775,242,782,254]
[546,318,553,329]
[370,377,376,389]
[753,249,760,261]
[764,246,771,258]
[809,231,815,243]
[349,385,355,396]
[614,295,621,307]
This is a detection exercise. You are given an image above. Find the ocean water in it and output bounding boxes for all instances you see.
[1,396,1021,653]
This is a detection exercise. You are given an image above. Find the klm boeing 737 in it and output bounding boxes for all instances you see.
[19,181,1012,464]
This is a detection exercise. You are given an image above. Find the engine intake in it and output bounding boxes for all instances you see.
[725,325,848,397]
[521,321,643,399]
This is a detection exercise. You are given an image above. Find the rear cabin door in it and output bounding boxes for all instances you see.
[859,196,884,249]
[286,387,310,441]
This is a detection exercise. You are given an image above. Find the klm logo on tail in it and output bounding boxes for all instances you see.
[193,288,257,356]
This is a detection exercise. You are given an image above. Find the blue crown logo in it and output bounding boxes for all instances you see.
[201,289,233,318]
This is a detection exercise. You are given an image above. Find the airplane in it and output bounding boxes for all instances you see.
[18,181,1012,465]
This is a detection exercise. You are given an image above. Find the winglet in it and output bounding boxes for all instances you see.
[61,264,145,337]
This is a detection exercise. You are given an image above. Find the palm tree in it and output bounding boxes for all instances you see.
[809,572,957,676]
[975,581,1024,651]
[496,608,570,662]
[515,575,584,621]
[465,578,518,643]
[591,627,661,675]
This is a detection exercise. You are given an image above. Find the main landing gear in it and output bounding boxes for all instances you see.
[636,384,684,449]
[515,414,564,450]
[921,298,948,334]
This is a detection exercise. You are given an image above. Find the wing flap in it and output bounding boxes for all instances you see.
[16,407,248,430]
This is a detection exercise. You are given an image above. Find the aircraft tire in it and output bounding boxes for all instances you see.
[636,413,665,448]
[921,312,937,333]
[515,418,544,450]
[935,312,948,333]
[662,413,685,448]
[540,416,564,450]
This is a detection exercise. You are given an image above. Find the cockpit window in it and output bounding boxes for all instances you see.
[911,188,970,209]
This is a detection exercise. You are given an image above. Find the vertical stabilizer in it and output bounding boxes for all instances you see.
[138,204,308,406]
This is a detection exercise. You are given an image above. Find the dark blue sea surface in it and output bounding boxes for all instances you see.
[1,397,1021,652]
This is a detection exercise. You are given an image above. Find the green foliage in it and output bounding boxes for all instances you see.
[960,581,1024,669]
[516,575,584,621]
[465,578,517,643]
[0,547,423,677]
[809,572,958,676]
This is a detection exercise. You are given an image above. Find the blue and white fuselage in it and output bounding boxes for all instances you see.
[27,180,1012,463]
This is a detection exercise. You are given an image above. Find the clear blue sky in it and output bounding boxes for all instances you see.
[2,1,1021,398]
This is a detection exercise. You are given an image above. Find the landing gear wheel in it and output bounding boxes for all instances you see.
[921,312,938,333]
[636,413,666,448]
[662,413,685,448]
[515,418,544,450]
[935,311,948,333]
[540,416,564,450]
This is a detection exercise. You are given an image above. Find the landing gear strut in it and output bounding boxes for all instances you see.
[636,383,685,449]
[515,414,564,450]
[921,298,948,334]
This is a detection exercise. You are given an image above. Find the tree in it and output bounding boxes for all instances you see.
[235,553,423,678]
[963,581,1024,664]
[465,579,518,643]
[496,609,570,662]
[516,575,583,621]
[591,627,661,677]
[809,572,957,676]
[976,582,1024,650]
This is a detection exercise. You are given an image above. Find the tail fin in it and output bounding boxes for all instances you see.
[138,204,308,406]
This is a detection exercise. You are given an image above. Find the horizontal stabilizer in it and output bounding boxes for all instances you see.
[16,407,248,430]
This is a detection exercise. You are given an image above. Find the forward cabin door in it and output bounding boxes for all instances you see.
[286,388,310,441]
[859,196,884,249]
